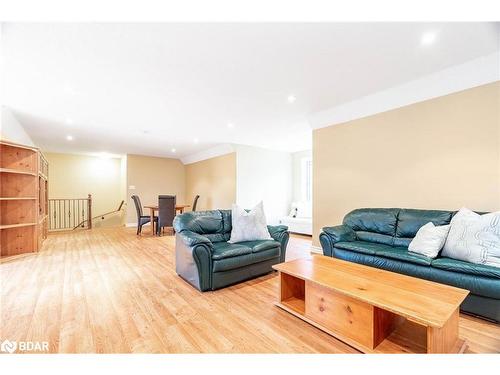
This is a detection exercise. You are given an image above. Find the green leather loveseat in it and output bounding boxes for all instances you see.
[320,208,500,322]
[173,209,290,291]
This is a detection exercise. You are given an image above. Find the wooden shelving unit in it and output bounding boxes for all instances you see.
[0,197,37,200]
[0,140,48,257]
[0,168,37,176]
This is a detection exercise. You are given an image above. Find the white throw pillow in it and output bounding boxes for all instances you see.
[442,207,500,268]
[229,201,272,243]
[408,222,450,258]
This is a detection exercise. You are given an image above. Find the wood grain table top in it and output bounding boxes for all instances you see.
[273,255,469,328]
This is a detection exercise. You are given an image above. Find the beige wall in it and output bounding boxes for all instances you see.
[185,153,236,211]
[126,154,186,224]
[45,152,125,227]
[313,81,500,246]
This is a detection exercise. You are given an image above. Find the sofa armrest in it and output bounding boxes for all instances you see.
[178,230,212,247]
[268,225,290,263]
[320,225,356,257]
[175,231,213,291]
[322,225,356,242]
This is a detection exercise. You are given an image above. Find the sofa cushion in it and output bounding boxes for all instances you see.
[174,210,231,243]
[334,241,392,255]
[393,237,412,247]
[396,209,452,238]
[442,208,500,267]
[229,202,273,243]
[213,247,280,272]
[211,242,252,260]
[355,231,394,246]
[343,208,399,236]
[408,222,450,258]
[432,257,500,279]
[236,240,281,253]
[375,246,433,266]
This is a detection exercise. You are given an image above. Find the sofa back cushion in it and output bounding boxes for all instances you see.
[173,210,232,242]
[344,207,398,231]
[396,209,452,238]
[343,208,456,247]
[343,208,399,246]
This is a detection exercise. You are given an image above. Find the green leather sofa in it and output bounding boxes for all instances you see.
[320,208,500,322]
[173,209,290,291]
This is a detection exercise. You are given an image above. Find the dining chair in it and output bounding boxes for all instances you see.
[131,195,158,235]
[192,195,200,212]
[157,195,176,236]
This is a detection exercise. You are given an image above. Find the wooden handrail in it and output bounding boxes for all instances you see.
[72,199,125,230]
[49,195,125,231]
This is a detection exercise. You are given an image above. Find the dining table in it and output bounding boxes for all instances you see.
[144,204,191,235]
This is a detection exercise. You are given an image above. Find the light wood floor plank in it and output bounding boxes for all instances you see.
[1,227,498,353]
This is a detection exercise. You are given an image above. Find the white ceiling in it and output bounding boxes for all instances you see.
[2,23,499,158]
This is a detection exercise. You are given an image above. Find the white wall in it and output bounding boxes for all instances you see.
[292,149,312,203]
[308,52,500,129]
[0,106,36,146]
[235,145,292,225]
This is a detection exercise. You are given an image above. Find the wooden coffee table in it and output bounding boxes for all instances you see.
[273,255,469,353]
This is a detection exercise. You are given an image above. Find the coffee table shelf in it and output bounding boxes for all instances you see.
[273,256,469,354]
[281,296,305,315]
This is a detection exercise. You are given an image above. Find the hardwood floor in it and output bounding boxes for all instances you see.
[1,227,498,353]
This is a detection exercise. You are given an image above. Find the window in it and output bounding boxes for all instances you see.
[301,157,312,202]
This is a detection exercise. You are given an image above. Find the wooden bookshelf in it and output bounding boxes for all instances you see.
[0,223,37,229]
[0,140,48,257]
[0,168,37,176]
[0,197,37,200]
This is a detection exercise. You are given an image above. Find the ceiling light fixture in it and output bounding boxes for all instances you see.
[171,148,176,153]
[287,95,296,103]
[194,138,199,144]
[421,32,437,46]
[66,135,73,141]
[227,123,234,129]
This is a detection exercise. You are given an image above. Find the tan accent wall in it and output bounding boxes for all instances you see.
[313,81,500,246]
[185,152,237,211]
[126,154,186,224]
[45,152,125,227]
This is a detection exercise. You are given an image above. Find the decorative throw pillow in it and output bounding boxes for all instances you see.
[442,207,500,268]
[408,222,450,258]
[229,201,272,243]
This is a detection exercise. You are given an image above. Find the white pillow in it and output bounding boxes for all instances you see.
[442,207,500,268]
[408,222,450,258]
[229,201,272,243]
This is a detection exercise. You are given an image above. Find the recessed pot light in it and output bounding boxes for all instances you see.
[66,135,74,141]
[171,148,176,153]
[421,32,437,46]
[287,95,296,103]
